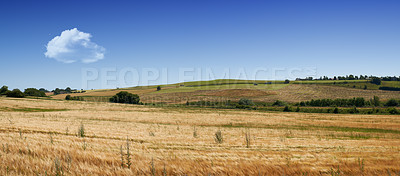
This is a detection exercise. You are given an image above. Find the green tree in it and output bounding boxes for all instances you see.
[65,95,71,100]
[348,75,355,80]
[6,89,25,98]
[65,87,72,93]
[371,77,381,85]
[156,86,161,91]
[385,99,399,107]
[354,97,366,107]
[24,88,46,97]
[39,88,49,92]
[333,107,339,114]
[110,91,140,104]
[284,79,290,84]
[53,88,61,95]
[388,108,399,114]
[0,85,9,95]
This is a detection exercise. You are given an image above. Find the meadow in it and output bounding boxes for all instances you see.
[1,97,400,175]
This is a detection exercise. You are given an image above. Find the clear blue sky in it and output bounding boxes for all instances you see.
[0,0,399,90]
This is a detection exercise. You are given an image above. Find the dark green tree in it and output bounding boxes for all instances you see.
[333,107,339,114]
[385,99,399,107]
[39,88,49,92]
[65,95,71,100]
[354,97,366,107]
[110,91,140,104]
[6,89,25,98]
[371,77,382,85]
[0,85,9,95]
[24,88,46,97]
[156,86,161,91]
[284,79,290,84]
[65,87,72,93]
[53,88,61,95]
[348,75,355,80]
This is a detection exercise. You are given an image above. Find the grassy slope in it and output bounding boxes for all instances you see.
[51,79,400,103]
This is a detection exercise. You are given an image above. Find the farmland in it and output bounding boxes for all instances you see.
[51,79,400,104]
[1,97,400,175]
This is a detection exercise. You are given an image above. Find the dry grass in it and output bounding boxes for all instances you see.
[1,97,400,175]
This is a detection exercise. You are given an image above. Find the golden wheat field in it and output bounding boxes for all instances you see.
[1,97,400,175]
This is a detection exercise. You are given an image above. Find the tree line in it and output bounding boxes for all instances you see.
[297,75,400,82]
[0,85,83,98]
[0,86,48,98]
[296,97,399,107]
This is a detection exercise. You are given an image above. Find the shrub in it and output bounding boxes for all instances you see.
[284,79,290,84]
[24,88,46,97]
[110,91,140,104]
[387,108,399,114]
[385,99,399,107]
[65,95,83,101]
[333,107,339,114]
[302,98,367,107]
[272,100,286,106]
[283,106,291,112]
[295,106,300,112]
[6,89,24,98]
[238,98,254,106]
[349,107,359,114]
[371,77,381,85]
[157,86,161,91]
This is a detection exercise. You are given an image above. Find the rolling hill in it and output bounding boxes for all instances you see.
[51,79,400,104]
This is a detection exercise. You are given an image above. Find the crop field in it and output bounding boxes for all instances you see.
[1,97,400,175]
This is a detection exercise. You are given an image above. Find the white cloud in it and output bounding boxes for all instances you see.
[45,28,105,63]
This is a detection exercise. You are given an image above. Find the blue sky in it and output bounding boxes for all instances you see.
[0,0,399,90]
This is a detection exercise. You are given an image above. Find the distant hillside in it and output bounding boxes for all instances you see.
[51,79,400,104]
